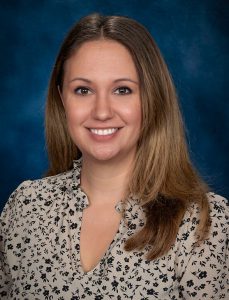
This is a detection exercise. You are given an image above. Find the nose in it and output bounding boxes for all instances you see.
[91,92,114,121]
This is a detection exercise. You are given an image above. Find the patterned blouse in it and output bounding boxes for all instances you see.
[0,159,228,300]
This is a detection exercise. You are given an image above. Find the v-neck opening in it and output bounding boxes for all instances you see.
[78,214,127,276]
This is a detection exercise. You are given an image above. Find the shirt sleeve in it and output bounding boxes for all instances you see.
[0,182,28,299]
[178,194,228,299]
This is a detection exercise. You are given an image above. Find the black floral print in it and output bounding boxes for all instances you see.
[0,159,228,299]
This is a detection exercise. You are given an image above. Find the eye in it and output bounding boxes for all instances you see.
[114,87,132,95]
[74,87,92,95]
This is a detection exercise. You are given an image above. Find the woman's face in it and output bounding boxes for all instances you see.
[61,40,141,163]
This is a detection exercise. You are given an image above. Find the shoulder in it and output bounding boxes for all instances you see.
[206,192,228,243]
[199,193,228,234]
[0,169,75,224]
[18,169,75,194]
[183,192,228,230]
[176,192,228,250]
[176,194,228,298]
[207,192,228,219]
[9,169,75,198]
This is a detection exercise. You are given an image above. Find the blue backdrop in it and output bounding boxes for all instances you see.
[0,0,228,212]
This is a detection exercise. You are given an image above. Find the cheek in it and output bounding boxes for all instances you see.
[122,102,141,126]
[65,110,77,124]
[64,103,87,126]
[65,111,77,129]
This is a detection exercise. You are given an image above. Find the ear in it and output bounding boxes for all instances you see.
[58,85,65,107]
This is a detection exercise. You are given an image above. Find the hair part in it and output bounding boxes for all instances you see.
[45,13,210,260]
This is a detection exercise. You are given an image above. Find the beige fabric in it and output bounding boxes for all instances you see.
[0,159,228,299]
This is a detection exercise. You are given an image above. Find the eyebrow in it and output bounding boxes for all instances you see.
[69,77,139,85]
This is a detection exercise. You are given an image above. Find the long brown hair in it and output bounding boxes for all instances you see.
[45,13,210,260]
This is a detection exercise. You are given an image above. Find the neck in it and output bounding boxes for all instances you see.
[80,155,134,207]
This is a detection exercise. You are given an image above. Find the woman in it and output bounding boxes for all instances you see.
[0,13,228,299]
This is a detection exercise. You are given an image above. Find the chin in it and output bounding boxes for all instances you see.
[86,149,121,162]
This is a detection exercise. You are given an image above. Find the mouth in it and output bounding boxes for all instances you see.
[89,128,120,136]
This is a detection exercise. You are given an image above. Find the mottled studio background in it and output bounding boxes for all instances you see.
[0,0,228,212]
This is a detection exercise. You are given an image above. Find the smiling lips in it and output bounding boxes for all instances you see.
[89,128,119,136]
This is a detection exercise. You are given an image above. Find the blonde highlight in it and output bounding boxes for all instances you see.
[45,13,210,260]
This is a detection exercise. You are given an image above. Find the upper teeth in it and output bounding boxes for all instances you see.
[90,128,118,135]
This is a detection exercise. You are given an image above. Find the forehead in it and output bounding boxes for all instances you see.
[63,39,138,81]
[71,39,133,60]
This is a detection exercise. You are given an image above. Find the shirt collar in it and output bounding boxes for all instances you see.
[71,158,141,213]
